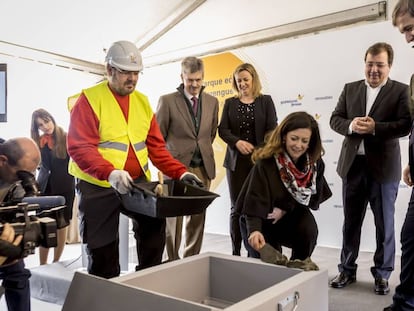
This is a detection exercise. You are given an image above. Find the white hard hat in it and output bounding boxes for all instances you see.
[105,41,143,72]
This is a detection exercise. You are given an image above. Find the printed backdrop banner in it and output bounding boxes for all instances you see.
[139,20,413,254]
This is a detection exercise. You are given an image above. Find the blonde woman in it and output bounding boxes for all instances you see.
[218,63,278,256]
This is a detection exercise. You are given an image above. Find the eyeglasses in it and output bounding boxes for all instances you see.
[112,67,141,76]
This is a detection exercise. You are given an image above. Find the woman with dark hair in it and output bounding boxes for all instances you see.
[219,63,278,256]
[237,111,331,264]
[31,108,75,265]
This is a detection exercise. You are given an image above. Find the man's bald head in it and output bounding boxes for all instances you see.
[0,137,40,183]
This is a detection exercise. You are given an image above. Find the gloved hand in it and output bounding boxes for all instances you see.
[108,170,133,194]
[180,172,204,188]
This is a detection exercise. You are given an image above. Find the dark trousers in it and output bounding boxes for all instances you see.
[339,156,397,279]
[391,190,414,310]
[132,213,165,271]
[78,180,165,278]
[263,206,318,260]
[86,239,120,278]
[0,260,31,311]
[226,155,253,256]
[262,206,318,260]
[241,206,318,260]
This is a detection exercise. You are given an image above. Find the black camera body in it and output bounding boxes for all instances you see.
[0,171,68,258]
[0,203,59,257]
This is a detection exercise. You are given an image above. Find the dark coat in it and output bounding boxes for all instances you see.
[410,126,414,179]
[330,79,411,182]
[236,156,332,220]
[218,95,277,171]
[37,145,74,195]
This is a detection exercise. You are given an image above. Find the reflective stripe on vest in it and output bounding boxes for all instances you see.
[99,141,128,152]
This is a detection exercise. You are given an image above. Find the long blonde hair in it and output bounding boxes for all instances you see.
[30,108,67,159]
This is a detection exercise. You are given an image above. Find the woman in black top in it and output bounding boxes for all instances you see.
[218,63,277,256]
[237,111,331,261]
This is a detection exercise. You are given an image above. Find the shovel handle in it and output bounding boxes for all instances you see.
[154,171,165,196]
[158,171,164,184]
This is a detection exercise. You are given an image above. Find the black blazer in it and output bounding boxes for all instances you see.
[330,79,411,182]
[409,125,414,179]
[37,145,74,195]
[218,95,278,171]
[236,157,332,219]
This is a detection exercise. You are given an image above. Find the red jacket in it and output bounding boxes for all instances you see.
[67,90,187,182]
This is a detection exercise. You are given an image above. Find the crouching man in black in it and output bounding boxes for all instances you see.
[0,137,41,311]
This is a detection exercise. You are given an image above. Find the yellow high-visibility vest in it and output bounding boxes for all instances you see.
[69,81,152,187]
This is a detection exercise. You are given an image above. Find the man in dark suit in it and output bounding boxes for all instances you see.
[384,2,414,310]
[329,42,412,295]
[156,57,219,261]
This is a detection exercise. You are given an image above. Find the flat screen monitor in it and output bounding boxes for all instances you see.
[0,64,6,122]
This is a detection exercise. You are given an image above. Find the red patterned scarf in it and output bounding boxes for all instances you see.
[275,152,316,205]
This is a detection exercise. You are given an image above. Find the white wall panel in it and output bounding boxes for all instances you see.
[0,56,98,138]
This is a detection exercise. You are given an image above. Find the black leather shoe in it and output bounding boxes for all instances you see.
[375,278,390,295]
[329,272,356,288]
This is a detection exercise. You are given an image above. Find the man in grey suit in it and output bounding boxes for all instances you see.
[156,57,219,261]
[329,42,412,295]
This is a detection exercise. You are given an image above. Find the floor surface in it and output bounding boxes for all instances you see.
[0,232,401,311]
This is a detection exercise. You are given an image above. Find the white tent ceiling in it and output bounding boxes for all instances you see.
[0,0,387,74]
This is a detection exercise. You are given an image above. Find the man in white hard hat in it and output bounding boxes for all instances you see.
[67,40,203,278]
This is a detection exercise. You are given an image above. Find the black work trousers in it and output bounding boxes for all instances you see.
[78,180,165,279]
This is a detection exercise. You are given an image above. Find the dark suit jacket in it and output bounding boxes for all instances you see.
[409,125,414,179]
[218,95,278,171]
[156,88,219,180]
[330,79,411,182]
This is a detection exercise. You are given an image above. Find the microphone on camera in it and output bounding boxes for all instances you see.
[22,196,65,209]
[21,195,68,230]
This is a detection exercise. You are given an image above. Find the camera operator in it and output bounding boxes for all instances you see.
[0,137,41,311]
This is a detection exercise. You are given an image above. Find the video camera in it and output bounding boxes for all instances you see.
[0,170,68,259]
